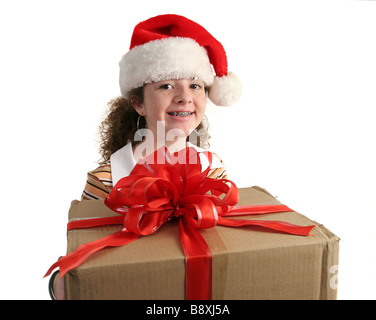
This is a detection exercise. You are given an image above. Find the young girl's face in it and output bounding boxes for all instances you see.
[134,78,207,140]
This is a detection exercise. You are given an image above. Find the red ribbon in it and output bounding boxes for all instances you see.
[45,147,314,299]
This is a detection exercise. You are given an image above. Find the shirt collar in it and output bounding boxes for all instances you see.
[110,142,136,186]
[110,142,214,186]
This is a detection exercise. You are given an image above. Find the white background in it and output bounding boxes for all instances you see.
[1,0,375,300]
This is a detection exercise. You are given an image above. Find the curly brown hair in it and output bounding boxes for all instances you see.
[97,87,210,163]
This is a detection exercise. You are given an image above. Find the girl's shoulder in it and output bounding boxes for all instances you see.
[207,153,227,180]
[81,160,113,200]
[89,160,111,175]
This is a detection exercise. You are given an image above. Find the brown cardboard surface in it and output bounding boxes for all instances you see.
[64,186,339,300]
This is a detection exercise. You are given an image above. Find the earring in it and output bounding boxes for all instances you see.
[137,115,141,131]
[137,115,146,131]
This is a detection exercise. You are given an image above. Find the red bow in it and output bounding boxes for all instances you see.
[45,147,314,299]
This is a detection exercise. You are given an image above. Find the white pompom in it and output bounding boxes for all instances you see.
[208,72,242,106]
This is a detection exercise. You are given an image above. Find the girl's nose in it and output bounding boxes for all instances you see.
[174,86,192,104]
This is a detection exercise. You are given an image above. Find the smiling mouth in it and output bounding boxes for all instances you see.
[168,112,194,117]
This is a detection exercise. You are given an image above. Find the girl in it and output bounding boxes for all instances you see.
[49,13,242,299]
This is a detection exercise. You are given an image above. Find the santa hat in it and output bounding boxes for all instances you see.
[119,14,242,106]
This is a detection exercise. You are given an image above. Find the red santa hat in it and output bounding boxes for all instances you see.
[119,14,242,106]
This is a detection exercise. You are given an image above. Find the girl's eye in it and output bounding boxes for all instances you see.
[190,83,203,90]
[160,84,173,90]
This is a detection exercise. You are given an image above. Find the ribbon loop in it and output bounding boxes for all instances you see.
[180,194,218,229]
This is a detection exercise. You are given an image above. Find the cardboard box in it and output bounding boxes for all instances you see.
[64,186,339,300]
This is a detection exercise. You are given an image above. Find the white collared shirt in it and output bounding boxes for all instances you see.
[110,142,224,186]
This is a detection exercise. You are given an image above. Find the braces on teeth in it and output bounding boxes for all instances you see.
[168,112,193,117]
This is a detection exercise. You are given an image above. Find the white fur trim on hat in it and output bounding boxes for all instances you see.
[119,37,214,98]
[208,72,243,106]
